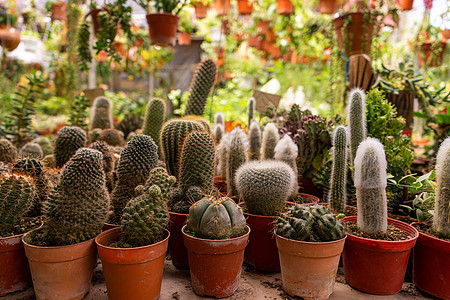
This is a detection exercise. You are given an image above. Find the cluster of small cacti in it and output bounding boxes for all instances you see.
[433,137,450,236]
[348,88,367,165]
[142,98,165,157]
[54,126,87,168]
[90,96,114,131]
[328,126,348,213]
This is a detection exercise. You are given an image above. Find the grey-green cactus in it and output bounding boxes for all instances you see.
[433,137,450,235]
[248,120,261,161]
[261,123,279,160]
[226,128,248,197]
[348,88,367,166]
[355,138,388,234]
[235,160,296,216]
[99,128,125,147]
[54,126,87,168]
[214,112,225,128]
[20,142,43,159]
[274,135,299,197]
[0,138,17,164]
[217,134,229,179]
[142,98,165,156]
[275,204,346,242]
[90,96,113,131]
[247,97,256,128]
[328,126,348,213]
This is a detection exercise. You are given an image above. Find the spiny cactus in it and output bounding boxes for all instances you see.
[214,112,225,128]
[248,120,261,161]
[54,126,87,168]
[274,135,299,197]
[0,138,17,164]
[355,138,388,234]
[433,137,450,235]
[226,128,249,197]
[32,136,53,156]
[115,113,143,141]
[261,123,280,160]
[348,88,367,166]
[99,128,124,147]
[235,160,296,216]
[41,148,110,246]
[186,193,247,239]
[142,98,165,156]
[181,116,212,133]
[90,96,113,131]
[275,204,346,242]
[89,128,102,143]
[247,97,256,128]
[213,124,225,145]
[120,167,175,247]
[20,142,43,159]
[90,141,114,192]
[110,135,158,224]
[328,126,348,213]
[217,134,229,179]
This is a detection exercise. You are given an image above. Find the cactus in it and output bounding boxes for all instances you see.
[354,138,388,234]
[99,128,125,147]
[110,135,158,224]
[348,88,367,166]
[235,160,296,216]
[54,126,87,168]
[161,119,204,178]
[0,138,17,164]
[0,173,35,237]
[213,124,225,145]
[328,126,348,213]
[261,123,279,160]
[120,167,175,247]
[32,136,53,156]
[248,120,262,161]
[90,96,113,131]
[142,98,165,156]
[115,113,143,141]
[186,193,247,239]
[275,204,346,242]
[40,148,110,246]
[214,112,225,128]
[184,59,217,116]
[433,137,450,235]
[226,128,249,197]
[90,141,114,192]
[274,135,299,197]
[20,142,43,159]
[181,116,211,133]
[89,128,102,143]
[247,97,256,128]
[217,134,229,179]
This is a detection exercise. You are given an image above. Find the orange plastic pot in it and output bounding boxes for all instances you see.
[182,225,250,298]
[178,32,191,45]
[168,211,189,269]
[276,233,346,299]
[398,0,414,10]
[276,0,294,15]
[318,0,339,14]
[0,26,21,51]
[22,229,97,300]
[193,2,208,19]
[52,2,66,21]
[0,234,32,296]
[96,227,169,300]
[342,216,418,295]
[146,13,179,47]
[237,0,253,15]
[213,0,231,16]
[247,35,261,48]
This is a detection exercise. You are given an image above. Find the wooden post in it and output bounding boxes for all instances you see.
[348,54,377,92]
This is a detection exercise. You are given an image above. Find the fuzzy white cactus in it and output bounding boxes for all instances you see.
[214,112,225,128]
[434,137,450,235]
[274,135,299,197]
[226,128,249,196]
[216,133,229,179]
[261,123,280,160]
[248,120,262,161]
[348,88,367,166]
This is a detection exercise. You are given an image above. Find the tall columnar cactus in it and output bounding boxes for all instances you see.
[41,148,110,246]
[235,160,296,216]
[110,135,158,224]
[274,135,299,197]
[248,120,262,161]
[354,138,388,234]
[433,137,450,235]
[214,112,225,128]
[0,173,35,237]
[261,123,280,160]
[186,193,247,239]
[121,168,175,247]
[99,128,125,147]
[247,97,256,128]
[328,126,348,213]
[142,98,165,155]
[20,142,44,159]
[54,126,87,168]
[217,134,229,179]
[184,59,217,116]
[0,138,17,164]
[226,128,249,197]
[90,96,113,131]
[90,141,114,192]
[161,119,204,178]
[348,88,367,166]
[213,124,225,145]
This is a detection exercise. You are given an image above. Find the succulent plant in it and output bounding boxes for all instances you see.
[20,142,43,159]
[54,126,87,168]
[328,126,348,214]
[184,59,217,116]
[348,88,367,166]
[213,124,225,145]
[261,123,280,160]
[433,137,450,235]
[99,128,125,146]
[248,120,262,161]
[355,138,388,234]
[186,193,247,239]
[247,97,256,128]
[142,98,165,156]
[226,128,248,197]
[275,204,346,242]
[89,128,102,143]
[0,138,17,164]
[274,135,299,197]
[115,113,143,141]
[90,141,114,192]
[217,134,229,179]
[90,96,113,131]
[214,112,225,128]
[32,136,53,156]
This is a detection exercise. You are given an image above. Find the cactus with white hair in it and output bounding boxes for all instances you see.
[274,135,299,197]
[248,120,262,161]
[433,137,450,235]
[261,123,279,160]
[226,128,248,197]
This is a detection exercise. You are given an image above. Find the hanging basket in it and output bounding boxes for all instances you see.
[318,0,339,14]
[385,90,415,130]
[398,0,414,10]
[0,25,21,51]
[213,0,231,16]
[417,42,447,67]
[146,13,179,47]
[276,0,294,15]
[193,2,208,19]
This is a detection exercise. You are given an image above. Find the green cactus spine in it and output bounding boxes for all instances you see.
[328,126,348,213]
[433,137,450,235]
[99,128,125,147]
[54,126,87,168]
[226,128,248,197]
[20,142,43,159]
[274,135,299,197]
[0,138,17,164]
[142,98,165,156]
[355,138,388,234]
[247,97,256,128]
[348,88,367,166]
[261,123,279,160]
[90,96,113,131]
[184,59,217,116]
[248,120,261,161]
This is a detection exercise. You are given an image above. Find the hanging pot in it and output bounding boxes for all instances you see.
[146,13,179,47]
[168,211,189,269]
[0,26,21,51]
[385,90,415,130]
[51,2,66,21]
[257,20,269,34]
[276,0,294,15]
[178,32,192,46]
[213,0,231,16]
[193,2,208,19]
[237,0,253,15]
[398,0,414,10]
[417,42,447,67]
[318,0,339,14]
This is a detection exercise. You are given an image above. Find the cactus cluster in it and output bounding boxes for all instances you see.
[261,123,279,160]
[274,135,299,197]
[142,98,165,156]
[433,137,450,235]
[348,88,367,165]
[328,126,348,213]
[54,126,87,168]
[20,142,44,159]
[226,128,248,197]
[0,138,17,164]
[248,120,262,161]
[99,128,125,147]
[89,128,102,143]
[275,204,346,242]
[90,96,113,131]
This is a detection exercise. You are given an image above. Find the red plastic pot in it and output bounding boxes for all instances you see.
[276,0,294,15]
[182,225,250,298]
[342,216,418,295]
[146,13,179,47]
[398,0,414,10]
[237,0,253,15]
[52,2,66,21]
[193,2,208,19]
[168,211,189,269]
[178,32,191,46]
[0,234,32,296]
[213,0,230,16]
[96,227,169,300]
[102,222,120,232]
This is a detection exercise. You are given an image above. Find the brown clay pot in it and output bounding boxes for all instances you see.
[193,2,208,19]
[385,90,415,130]
[258,20,269,34]
[0,26,21,51]
[237,0,253,15]
[102,222,120,232]
[178,32,192,46]
[247,35,261,48]
[51,2,66,21]
[276,233,346,299]
[182,225,250,298]
[146,13,179,47]
[0,234,32,296]
[318,0,339,14]
[276,0,294,15]
[417,42,447,67]
[96,228,169,300]
[168,211,189,269]
[87,8,113,36]
[22,229,97,300]
[213,0,231,16]
[398,0,414,10]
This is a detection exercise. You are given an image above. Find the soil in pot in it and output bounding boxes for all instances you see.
[146,13,179,47]
[168,211,189,269]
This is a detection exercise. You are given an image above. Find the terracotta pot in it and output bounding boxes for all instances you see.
[146,13,179,47]
[276,233,346,299]
[276,0,294,15]
[213,176,227,193]
[417,42,447,67]
[102,222,120,232]
[182,225,250,298]
[398,0,414,10]
[258,20,269,34]
[296,192,320,204]
[193,2,208,19]
[0,26,21,51]
[0,234,32,296]
[96,228,169,300]
[168,211,189,269]
[342,216,418,295]
[213,0,231,16]
[88,8,113,36]
[52,2,66,21]
[247,35,261,48]
[298,177,324,199]
[178,32,191,45]
[237,0,253,15]
[318,0,339,14]
[266,30,276,42]
[22,229,97,299]
[385,90,415,130]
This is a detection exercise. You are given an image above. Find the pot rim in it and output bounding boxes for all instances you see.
[22,227,95,250]
[169,211,188,217]
[146,12,180,18]
[411,222,450,246]
[95,227,170,251]
[181,224,250,243]
[238,201,297,219]
[274,230,347,245]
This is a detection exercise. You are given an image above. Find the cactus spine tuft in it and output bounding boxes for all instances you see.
[348,88,367,166]
[226,128,248,197]
[328,126,348,213]
[261,123,280,160]
[433,137,450,235]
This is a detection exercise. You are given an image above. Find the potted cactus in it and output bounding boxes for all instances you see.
[342,138,419,295]
[96,167,174,300]
[275,204,346,298]
[182,193,249,298]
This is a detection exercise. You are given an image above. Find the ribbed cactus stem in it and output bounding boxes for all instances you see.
[214,112,225,128]
[226,128,249,197]
[142,98,165,156]
[90,96,113,131]
[355,138,387,234]
[261,123,279,160]
[328,126,348,213]
[348,88,367,166]
[434,137,450,235]
[247,97,256,128]
[248,120,261,161]
[274,135,299,197]
[213,124,225,145]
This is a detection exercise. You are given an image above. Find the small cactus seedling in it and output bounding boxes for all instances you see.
[261,123,279,160]
[328,126,348,213]
[348,88,367,166]
[433,137,450,235]
[226,128,248,197]
[90,96,113,131]
[274,135,299,197]
[20,142,44,159]
[54,126,87,168]
[248,120,261,161]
